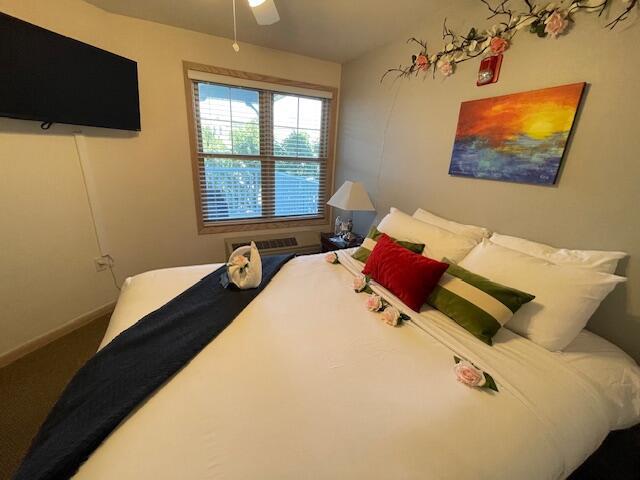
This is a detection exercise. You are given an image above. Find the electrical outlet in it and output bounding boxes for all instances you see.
[94,255,112,272]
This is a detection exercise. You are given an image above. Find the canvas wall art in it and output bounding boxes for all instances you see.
[449,82,585,185]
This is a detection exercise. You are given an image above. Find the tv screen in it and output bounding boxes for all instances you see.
[0,12,141,131]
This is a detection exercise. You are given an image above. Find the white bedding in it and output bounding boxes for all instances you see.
[76,251,640,480]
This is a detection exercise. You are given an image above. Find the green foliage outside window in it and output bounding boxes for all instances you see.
[202,125,320,176]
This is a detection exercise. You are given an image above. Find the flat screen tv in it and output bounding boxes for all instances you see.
[0,12,141,131]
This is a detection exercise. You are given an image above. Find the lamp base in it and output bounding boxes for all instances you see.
[341,231,357,242]
[335,215,353,237]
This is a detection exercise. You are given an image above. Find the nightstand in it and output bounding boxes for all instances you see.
[320,232,364,253]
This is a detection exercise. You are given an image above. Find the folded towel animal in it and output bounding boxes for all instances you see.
[225,241,262,289]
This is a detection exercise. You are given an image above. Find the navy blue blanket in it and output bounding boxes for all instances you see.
[14,254,294,480]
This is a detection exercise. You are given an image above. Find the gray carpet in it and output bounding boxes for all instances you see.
[0,316,110,480]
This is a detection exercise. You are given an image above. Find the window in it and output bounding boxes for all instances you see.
[185,64,336,233]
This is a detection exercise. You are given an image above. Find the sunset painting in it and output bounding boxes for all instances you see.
[449,83,585,185]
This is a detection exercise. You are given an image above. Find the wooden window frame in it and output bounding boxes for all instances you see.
[183,61,338,234]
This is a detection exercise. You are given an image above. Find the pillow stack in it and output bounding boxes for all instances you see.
[352,207,482,315]
[459,239,626,351]
[350,206,627,352]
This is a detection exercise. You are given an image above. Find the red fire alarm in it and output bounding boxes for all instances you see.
[477,54,503,86]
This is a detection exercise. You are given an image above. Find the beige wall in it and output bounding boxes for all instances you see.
[336,1,640,361]
[0,0,341,358]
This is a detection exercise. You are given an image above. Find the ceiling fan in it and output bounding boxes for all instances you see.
[232,0,280,52]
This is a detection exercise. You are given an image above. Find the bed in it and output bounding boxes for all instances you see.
[71,248,640,480]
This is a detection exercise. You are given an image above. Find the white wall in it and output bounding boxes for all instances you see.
[335,1,640,360]
[0,0,341,357]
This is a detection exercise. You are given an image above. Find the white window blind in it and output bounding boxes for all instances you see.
[191,77,331,226]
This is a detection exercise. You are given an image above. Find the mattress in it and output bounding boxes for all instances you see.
[75,251,640,479]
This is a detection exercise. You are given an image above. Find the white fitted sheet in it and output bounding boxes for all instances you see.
[74,251,639,480]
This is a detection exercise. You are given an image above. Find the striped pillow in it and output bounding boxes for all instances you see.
[427,260,535,345]
[352,226,425,263]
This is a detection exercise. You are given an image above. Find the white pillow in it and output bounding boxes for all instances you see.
[458,239,626,351]
[413,208,491,243]
[560,330,640,430]
[377,208,478,262]
[490,233,626,274]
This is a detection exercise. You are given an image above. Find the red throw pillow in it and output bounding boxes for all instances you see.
[362,233,449,311]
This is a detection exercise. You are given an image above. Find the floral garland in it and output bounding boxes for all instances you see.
[324,252,409,326]
[353,271,411,326]
[325,252,498,391]
[383,0,637,80]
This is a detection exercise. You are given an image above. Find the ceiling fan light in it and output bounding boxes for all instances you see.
[249,0,279,25]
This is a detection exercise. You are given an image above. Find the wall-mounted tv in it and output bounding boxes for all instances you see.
[0,12,141,131]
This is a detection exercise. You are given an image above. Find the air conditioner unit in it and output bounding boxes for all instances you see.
[224,231,321,258]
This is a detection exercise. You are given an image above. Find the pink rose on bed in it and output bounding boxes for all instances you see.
[353,274,368,292]
[381,306,401,327]
[365,293,384,312]
[231,255,249,268]
[416,54,429,71]
[438,61,454,77]
[489,36,509,54]
[325,252,339,264]
[454,360,486,388]
[544,11,569,38]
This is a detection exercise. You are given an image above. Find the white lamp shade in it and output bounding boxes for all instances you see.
[327,181,375,211]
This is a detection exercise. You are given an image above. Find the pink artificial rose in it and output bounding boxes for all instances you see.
[544,11,569,38]
[416,54,429,71]
[365,293,384,312]
[353,274,367,292]
[231,255,249,267]
[454,360,487,388]
[439,61,454,77]
[381,306,401,327]
[489,36,509,54]
[324,252,338,264]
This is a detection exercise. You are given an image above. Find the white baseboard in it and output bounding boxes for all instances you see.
[0,302,116,369]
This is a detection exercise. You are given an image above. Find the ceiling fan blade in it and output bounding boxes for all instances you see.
[249,0,280,25]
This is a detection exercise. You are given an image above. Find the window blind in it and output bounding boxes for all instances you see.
[191,78,331,226]
[187,69,333,99]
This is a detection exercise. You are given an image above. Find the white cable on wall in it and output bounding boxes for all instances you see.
[374,80,402,217]
[72,132,120,291]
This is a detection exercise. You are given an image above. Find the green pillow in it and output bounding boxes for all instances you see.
[351,226,425,263]
[427,260,535,345]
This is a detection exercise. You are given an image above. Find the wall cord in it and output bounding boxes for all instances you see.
[374,79,402,215]
[72,133,121,291]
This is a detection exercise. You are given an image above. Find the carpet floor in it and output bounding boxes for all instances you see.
[0,315,110,480]
[0,313,637,480]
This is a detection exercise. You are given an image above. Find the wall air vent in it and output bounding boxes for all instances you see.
[231,237,298,251]
[224,231,321,257]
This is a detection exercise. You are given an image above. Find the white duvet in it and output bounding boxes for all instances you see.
[75,251,640,480]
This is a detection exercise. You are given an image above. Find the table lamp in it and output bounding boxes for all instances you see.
[327,181,375,241]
